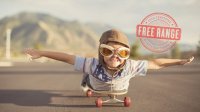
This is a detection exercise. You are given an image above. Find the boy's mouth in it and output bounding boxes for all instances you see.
[110,57,121,62]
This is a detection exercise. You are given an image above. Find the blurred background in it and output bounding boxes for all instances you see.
[0,0,199,61]
[0,0,199,112]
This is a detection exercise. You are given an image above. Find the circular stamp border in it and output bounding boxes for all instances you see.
[136,12,181,53]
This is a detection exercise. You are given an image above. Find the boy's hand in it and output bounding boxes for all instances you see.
[23,49,42,60]
[180,56,194,65]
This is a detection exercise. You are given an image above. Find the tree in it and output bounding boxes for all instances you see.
[34,42,42,50]
[171,43,181,58]
[197,40,200,57]
[130,40,140,59]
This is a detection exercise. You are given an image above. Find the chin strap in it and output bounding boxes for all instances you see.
[106,66,118,70]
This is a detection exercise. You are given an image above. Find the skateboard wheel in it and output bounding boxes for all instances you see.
[86,90,92,97]
[95,97,103,107]
[124,97,131,107]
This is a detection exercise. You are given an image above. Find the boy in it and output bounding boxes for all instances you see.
[24,29,194,92]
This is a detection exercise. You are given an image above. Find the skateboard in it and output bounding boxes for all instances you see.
[85,87,131,107]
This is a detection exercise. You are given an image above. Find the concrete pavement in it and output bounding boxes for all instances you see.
[0,61,200,112]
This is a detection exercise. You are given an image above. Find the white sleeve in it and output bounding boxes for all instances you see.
[74,56,94,74]
[128,60,148,77]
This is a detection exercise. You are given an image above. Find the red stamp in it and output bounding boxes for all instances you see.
[136,12,181,53]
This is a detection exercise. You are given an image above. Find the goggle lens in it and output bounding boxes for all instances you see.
[118,50,129,58]
[100,47,113,56]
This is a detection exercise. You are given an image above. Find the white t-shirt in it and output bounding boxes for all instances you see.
[74,56,148,91]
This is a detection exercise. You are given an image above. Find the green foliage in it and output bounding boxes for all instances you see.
[130,40,140,59]
[197,40,200,57]
[0,48,3,59]
[171,43,181,58]
[34,43,42,50]
[12,51,19,57]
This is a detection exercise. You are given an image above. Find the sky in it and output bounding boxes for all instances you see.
[0,0,199,45]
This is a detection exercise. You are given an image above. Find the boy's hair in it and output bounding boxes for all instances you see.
[98,29,130,70]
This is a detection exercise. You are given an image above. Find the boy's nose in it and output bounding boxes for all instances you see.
[111,53,118,58]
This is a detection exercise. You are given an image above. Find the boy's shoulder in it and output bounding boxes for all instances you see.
[124,59,148,70]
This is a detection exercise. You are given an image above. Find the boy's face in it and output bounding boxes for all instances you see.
[103,42,127,68]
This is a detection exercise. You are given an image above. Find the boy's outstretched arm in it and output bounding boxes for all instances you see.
[23,49,75,65]
[148,56,194,70]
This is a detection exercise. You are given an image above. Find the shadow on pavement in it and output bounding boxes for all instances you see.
[0,89,101,108]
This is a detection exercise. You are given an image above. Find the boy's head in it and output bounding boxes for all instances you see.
[99,29,130,70]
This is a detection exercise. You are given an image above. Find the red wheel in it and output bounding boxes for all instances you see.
[124,97,131,107]
[86,90,92,97]
[95,97,103,107]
